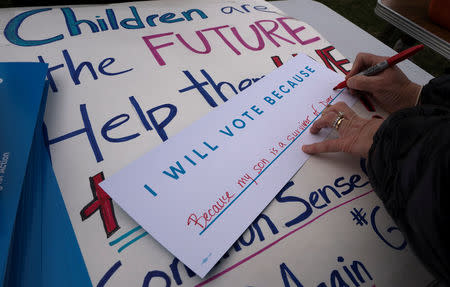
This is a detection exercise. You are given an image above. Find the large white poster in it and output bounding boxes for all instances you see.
[0,0,433,286]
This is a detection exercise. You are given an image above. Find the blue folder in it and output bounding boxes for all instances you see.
[0,62,48,284]
[0,62,91,286]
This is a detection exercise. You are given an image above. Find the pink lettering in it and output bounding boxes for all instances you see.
[142,32,175,66]
[176,31,211,54]
[231,25,265,51]
[202,25,241,55]
[254,19,296,47]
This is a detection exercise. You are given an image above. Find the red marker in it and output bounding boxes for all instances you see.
[333,44,424,90]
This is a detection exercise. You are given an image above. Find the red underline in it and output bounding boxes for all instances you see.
[196,189,374,286]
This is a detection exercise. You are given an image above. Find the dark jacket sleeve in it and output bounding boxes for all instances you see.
[367,77,450,285]
[420,74,450,108]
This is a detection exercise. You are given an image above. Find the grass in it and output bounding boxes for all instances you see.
[1,0,448,76]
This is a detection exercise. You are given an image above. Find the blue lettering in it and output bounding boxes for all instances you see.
[169,258,195,286]
[192,149,208,159]
[309,191,327,209]
[184,155,196,166]
[334,176,353,195]
[203,141,218,151]
[62,7,99,36]
[4,8,64,46]
[232,119,245,129]
[106,9,119,30]
[299,70,310,77]
[272,90,283,99]
[350,260,373,283]
[129,96,152,131]
[181,9,208,21]
[242,111,254,120]
[251,105,264,115]
[349,174,369,188]
[252,213,279,240]
[287,80,298,88]
[120,6,144,29]
[63,49,98,85]
[160,12,184,24]
[292,74,303,82]
[101,114,140,143]
[317,185,341,204]
[370,206,407,250]
[98,58,133,76]
[96,17,108,31]
[238,226,255,246]
[238,78,252,91]
[276,181,312,227]
[264,96,276,105]
[219,126,234,137]
[163,161,186,180]
[146,103,177,142]
[201,69,236,102]
[142,270,171,287]
[280,263,303,287]
[98,261,122,287]
[178,70,216,107]
[279,85,290,93]
[46,104,103,162]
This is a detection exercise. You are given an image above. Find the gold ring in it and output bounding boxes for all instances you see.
[331,112,345,130]
[335,117,344,130]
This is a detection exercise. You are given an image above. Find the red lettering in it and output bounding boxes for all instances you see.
[315,45,350,74]
[238,172,257,187]
[80,172,119,238]
[226,191,235,200]
[217,199,225,208]
[187,191,235,230]
[187,213,205,229]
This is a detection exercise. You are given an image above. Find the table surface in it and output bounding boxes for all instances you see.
[381,0,450,45]
[272,0,433,85]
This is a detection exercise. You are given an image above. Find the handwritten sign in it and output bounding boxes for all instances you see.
[0,0,433,285]
[100,54,355,277]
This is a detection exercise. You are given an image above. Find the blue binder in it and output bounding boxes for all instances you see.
[0,62,91,286]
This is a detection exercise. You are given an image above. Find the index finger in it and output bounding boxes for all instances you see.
[346,53,389,79]
[302,138,343,154]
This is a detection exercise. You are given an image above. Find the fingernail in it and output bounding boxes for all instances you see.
[346,78,353,87]
[302,145,309,152]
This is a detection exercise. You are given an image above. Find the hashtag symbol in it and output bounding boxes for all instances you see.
[351,208,368,226]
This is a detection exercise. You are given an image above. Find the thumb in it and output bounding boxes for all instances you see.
[346,75,377,93]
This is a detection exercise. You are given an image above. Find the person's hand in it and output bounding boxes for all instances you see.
[302,102,383,158]
[346,53,422,113]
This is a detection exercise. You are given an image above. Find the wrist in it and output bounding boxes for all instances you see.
[361,118,383,158]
